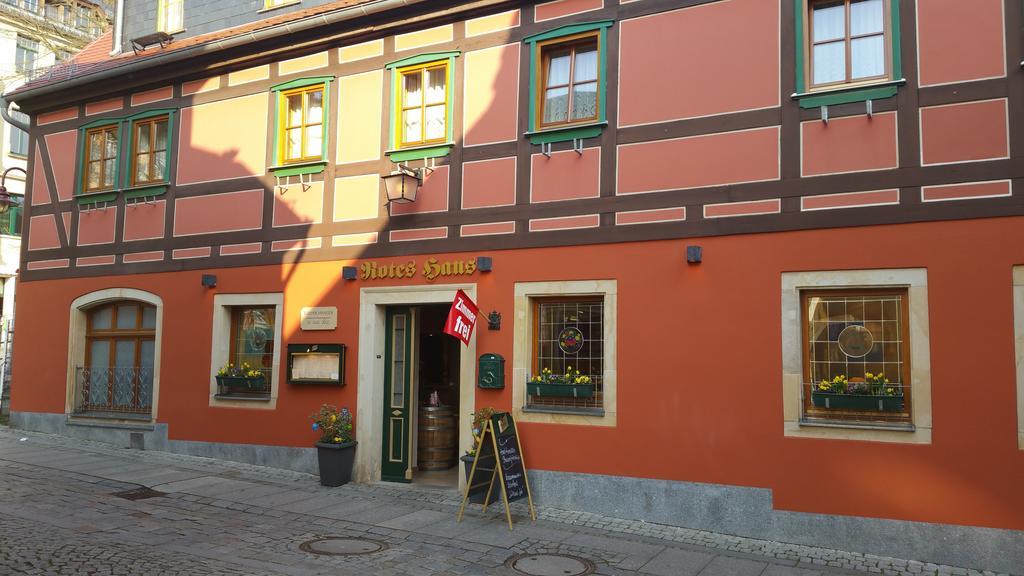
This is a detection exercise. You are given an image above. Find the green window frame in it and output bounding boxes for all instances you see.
[793,0,903,109]
[269,76,333,177]
[384,51,459,163]
[74,108,177,203]
[523,20,613,145]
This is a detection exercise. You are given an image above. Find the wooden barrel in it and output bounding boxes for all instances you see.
[418,405,457,471]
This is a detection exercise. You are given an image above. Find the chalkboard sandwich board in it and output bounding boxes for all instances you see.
[457,411,536,530]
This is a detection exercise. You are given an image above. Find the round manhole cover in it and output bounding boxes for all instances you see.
[299,537,387,556]
[506,553,596,576]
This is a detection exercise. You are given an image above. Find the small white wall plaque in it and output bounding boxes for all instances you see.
[300,307,338,331]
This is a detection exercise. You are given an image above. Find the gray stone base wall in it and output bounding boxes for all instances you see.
[11,411,1022,573]
[10,411,317,475]
[528,470,1024,574]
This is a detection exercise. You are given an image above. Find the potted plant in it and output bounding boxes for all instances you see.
[461,406,497,504]
[311,404,356,487]
[810,373,904,412]
[526,366,594,398]
[215,362,265,393]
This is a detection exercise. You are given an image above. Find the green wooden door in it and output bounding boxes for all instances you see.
[382,307,414,482]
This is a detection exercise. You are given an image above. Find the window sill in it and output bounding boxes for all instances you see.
[386,142,454,163]
[7,153,26,160]
[523,405,605,417]
[799,417,915,433]
[76,190,120,205]
[258,1,300,13]
[124,184,169,199]
[268,161,326,177]
[525,121,608,145]
[791,78,906,109]
[214,394,272,402]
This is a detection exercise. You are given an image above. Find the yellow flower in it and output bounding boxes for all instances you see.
[330,414,336,422]
[865,372,873,379]
[333,436,341,443]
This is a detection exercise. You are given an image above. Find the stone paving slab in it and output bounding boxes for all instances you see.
[0,427,1013,576]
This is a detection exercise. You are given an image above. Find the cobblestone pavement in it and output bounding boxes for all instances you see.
[0,427,1013,576]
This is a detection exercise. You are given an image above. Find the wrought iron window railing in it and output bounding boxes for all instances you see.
[74,366,153,415]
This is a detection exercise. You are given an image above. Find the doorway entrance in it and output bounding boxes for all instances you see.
[381,304,461,487]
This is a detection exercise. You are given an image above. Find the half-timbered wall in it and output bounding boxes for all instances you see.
[18,0,1023,281]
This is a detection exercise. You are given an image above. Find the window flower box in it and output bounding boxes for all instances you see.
[215,361,266,393]
[810,374,904,412]
[527,381,594,398]
[810,390,904,412]
[527,367,595,398]
[216,375,266,392]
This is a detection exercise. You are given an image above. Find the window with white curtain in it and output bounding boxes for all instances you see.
[157,0,183,33]
[808,0,889,89]
[539,35,599,128]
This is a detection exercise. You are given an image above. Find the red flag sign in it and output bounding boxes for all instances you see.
[444,289,478,345]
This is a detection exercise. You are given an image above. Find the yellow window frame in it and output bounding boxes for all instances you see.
[394,61,449,149]
[534,30,601,132]
[277,84,325,165]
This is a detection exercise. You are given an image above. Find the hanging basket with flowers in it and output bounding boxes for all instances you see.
[527,366,594,398]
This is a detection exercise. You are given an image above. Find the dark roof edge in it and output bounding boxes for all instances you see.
[6,0,430,105]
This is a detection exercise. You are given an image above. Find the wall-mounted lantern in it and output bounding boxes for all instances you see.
[382,165,427,204]
[0,167,26,214]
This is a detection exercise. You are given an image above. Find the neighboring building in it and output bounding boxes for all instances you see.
[0,0,109,414]
[4,0,1024,571]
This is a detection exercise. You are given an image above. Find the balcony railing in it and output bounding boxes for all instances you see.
[74,366,153,415]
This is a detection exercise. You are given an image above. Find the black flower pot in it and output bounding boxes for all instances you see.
[316,441,357,487]
[460,454,497,505]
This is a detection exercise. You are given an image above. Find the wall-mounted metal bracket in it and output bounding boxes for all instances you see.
[866,99,873,118]
[540,142,552,158]
[82,200,111,213]
[820,105,829,124]
[573,138,584,155]
[275,174,288,196]
[127,195,159,206]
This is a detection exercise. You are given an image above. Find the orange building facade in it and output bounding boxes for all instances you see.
[6,0,1024,570]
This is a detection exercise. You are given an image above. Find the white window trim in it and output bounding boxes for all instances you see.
[513,279,617,427]
[1013,266,1024,450]
[209,293,284,410]
[66,288,164,422]
[781,268,932,444]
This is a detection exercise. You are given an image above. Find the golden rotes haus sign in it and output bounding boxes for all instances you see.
[359,258,478,282]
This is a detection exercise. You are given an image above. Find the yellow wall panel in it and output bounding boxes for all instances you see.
[337,70,384,164]
[278,51,329,76]
[394,24,453,52]
[333,175,381,222]
[339,39,384,63]
[227,65,270,86]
